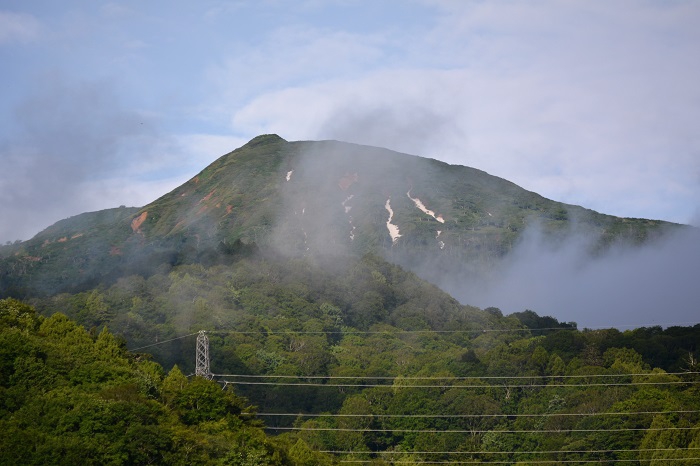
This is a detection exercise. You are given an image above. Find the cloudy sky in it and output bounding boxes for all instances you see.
[1,0,699,244]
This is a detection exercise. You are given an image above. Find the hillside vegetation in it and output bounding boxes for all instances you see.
[0,297,333,465]
[0,135,697,464]
[5,252,699,465]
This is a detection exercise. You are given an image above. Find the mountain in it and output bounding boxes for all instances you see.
[0,134,680,298]
[2,136,699,464]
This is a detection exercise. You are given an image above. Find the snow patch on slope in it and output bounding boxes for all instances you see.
[342,195,354,213]
[342,195,356,241]
[407,190,444,223]
[385,198,401,243]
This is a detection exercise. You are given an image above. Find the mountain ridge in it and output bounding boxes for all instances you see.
[0,134,682,298]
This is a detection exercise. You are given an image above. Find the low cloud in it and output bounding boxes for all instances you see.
[442,224,700,329]
[232,69,470,157]
[319,101,458,158]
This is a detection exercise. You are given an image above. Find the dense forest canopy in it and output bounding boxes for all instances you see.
[3,250,699,464]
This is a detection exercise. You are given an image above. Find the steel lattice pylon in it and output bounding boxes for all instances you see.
[195,330,212,379]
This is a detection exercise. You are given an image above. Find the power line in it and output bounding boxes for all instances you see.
[209,321,700,335]
[335,459,700,465]
[213,371,699,380]
[219,380,697,388]
[212,328,553,334]
[255,410,700,419]
[126,321,700,352]
[265,426,700,434]
[322,447,700,455]
[128,332,199,351]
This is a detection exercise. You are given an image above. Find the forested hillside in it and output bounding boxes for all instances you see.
[0,297,331,465]
[1,135,697,464]
[5,251,698,465]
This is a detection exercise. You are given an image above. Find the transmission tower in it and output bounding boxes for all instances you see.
[195,330,212,379]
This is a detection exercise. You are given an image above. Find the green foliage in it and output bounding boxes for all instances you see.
[511,309,576,334]
[1,209,698,465]
[5,286,698,465]
[0,297,41,330]
[0,301,298,465]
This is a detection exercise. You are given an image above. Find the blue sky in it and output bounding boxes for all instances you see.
[1,0,699,243]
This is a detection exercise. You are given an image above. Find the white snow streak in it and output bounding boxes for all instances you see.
[342,195,354,213]
[385,198,401,243]
[342,195,356,241]
[407,191,445,223]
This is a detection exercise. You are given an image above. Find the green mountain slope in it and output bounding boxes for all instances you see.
[137,134,673,254]
[0,134,679,297]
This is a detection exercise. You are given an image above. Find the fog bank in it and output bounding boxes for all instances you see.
[443,225,700,329]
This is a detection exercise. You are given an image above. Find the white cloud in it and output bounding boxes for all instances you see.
[0,11,40,44]
[217,1,700,223]
[205,24,388,111]
[231,69,467,153]
[3,1,698,240]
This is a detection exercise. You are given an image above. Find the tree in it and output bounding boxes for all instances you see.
[0,298,40,330]
[173,377,245,425]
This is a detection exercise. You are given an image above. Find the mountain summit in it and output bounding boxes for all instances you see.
[0,135,677,297]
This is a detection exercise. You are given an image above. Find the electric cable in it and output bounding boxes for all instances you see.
[128,332,199,351]
[265,425,700,434]
[217,379,697,388]
[320,447,700,455]
[212,371,699,380]
[336,458,700,465]
[126,321,700,351]
[254,409,700,419]
[209,320,700,335]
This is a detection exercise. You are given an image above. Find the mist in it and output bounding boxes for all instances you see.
[0,75,168,243]
[317,99,463,159]
[268,138,431,258]
[439,223,700,329]
[261,134,700,330]
[313,103,700,330]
